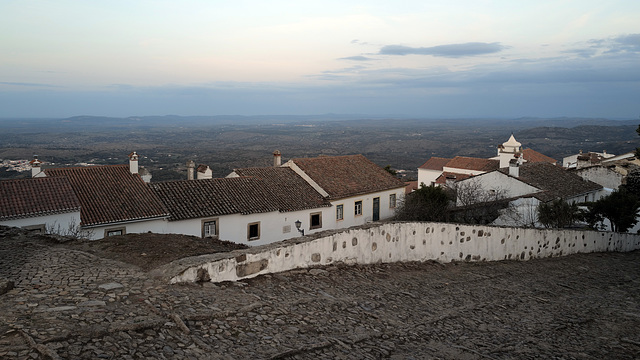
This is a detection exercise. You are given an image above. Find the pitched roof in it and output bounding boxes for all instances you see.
[445,156,499,172]
[435,172,473,185]
[522,148,557,164]
[151,171,330,221]
[500,162,602,200]
[289,154,406,199]
[231,167,332,211]
[0,177,81,221]
[150,177,276,221]
[45,165,168,226]
[418,157,451,171]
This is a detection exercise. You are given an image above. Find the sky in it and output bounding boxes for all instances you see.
[1,0,639,119]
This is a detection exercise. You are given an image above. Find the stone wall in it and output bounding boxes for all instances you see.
[163,222,640,284]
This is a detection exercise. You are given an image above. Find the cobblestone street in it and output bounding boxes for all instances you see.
[1,231,640,359]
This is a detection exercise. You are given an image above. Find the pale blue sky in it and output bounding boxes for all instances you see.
[1,0,639,118]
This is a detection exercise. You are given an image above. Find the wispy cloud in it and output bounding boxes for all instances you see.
[611,33,640,52]
[379,42,506,57]
[338,55,375,61]
[571,33,640,57]
[0,81,60,88]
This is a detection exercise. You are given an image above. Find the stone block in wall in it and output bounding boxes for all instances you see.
[236,259,268,278]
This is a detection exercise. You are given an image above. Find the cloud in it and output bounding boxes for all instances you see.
[612,33,640,52]
[379,42,506,57]
[0,81,60,88]
[338,55,375,61]
[572,34,640,57]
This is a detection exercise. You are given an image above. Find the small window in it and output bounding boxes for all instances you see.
[355,200,363,216]
[247,222,260,241]
[201,218,219,238]
[24,224,46,234]
[105,227,126,237]
[389,194,397,209]
[310,212,322,229]
[336,204,344,221]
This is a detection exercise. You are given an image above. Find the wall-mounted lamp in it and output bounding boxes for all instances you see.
[295,220,304,236]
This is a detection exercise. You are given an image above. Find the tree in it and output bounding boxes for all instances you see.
[621,168,640,197]
[394,184,451,222]
[383,165,397,176]
[586,189,639,232]
[450,180,509,224]
[537,199,583,229]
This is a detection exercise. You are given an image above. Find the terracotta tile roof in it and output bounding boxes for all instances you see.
[522,149,557,164]
[0,177,81,221]
[500,162,602,199]
[290,154,406,200]
[404,180,419,194]
[445,156,499,172]
[232,167,332,211]
[435,172,473,184]
[418,157,451,170]
[45,165,169,227]
[151,173,328,221]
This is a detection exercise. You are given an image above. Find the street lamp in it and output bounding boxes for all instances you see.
[295,220,304,236]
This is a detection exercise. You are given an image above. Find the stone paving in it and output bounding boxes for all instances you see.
[1,230,640,359]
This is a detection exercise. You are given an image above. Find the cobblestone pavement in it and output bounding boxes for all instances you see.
[1,232,640,359]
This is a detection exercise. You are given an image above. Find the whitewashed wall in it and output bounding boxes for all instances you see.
[456,171,540,205]
[168,222,640,284]
[417,168,442,187]
[327,188,404,230]
[165,208,334,246]
[85,218,167,240]
[575,166,623,190]
[0,211,80,235]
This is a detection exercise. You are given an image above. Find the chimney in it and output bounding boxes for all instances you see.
[197,164,213,180]
[29,155,44,178]
[273,150,282,167]
[128,151,139,174]
[187,160,196,180]
[509,158,519,177]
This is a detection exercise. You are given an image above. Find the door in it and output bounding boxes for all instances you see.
[373,197,380,221]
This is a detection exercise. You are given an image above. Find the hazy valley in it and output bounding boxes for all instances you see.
[1,115,638,182]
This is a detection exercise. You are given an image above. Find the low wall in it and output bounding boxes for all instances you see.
[163,222,640,284]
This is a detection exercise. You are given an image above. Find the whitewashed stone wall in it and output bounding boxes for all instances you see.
[165,222,640,284]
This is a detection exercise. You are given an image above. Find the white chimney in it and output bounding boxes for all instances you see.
[197,164,213,179]
[128,152,139,174]
[29,155,44,178]
[187,160,196,180]
[273,150,282,167]
[509,158,519,177]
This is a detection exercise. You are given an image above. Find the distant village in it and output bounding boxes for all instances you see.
[1,134,638,245]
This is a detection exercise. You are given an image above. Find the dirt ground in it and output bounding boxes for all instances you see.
[51,233,248,271]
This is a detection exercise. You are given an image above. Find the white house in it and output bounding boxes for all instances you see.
[418,134,556,187]
[44,153,170,239]
[455,161,605,227]
[282,154,406,229]
[562,150,615,169]
[0,177,81,234]
[152,167,332,246]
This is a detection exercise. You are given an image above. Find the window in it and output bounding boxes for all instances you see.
[104,227,126,237]
[389,194,397,209]
[23,224,46,234]
[247,222,260,241]
[355,200,363,216]
[310,212,322,229]
[201,218,219,238]
[336,204,344,221]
